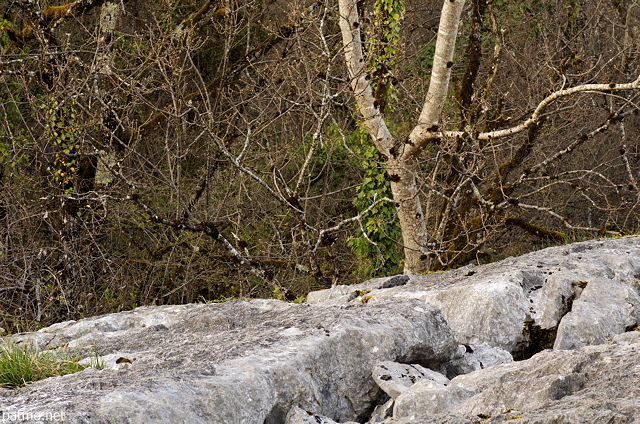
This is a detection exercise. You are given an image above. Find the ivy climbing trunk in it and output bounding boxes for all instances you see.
[339,0,466,274]
[387,159,430,273]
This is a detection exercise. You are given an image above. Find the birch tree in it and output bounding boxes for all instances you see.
[1,0,640,329]
[338,0,640,273]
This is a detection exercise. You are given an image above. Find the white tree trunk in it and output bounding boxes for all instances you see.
[337,0,395,155]
[338,0,466,273]
[396,0,466,272]
[406,0,466,159]
[388,159,431,273]
[338,0,433,273]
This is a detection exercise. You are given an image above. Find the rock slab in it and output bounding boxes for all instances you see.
[1,299,456,424]
[308,237,640,356]
[389,331,640,423]
[3,237,640,424]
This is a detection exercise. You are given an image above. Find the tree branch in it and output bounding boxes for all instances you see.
[405,0,467,158]
[136,22,297,136]
[506,107,636,196]
[503,216,567,242]
[427,75,640,143]
[337,0,395,156]
[145,213,279,284]
[516,202,621,235]
[313,197,399,253]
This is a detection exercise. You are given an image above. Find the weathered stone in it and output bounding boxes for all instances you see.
[367,398,394,423]
[3,237,640,424]
[529,270,591,330]
[393,378,474,418]
[311,272,533,351]
[372,361,449,400]
[391,331,640,423]
[554,277,640,350]
[418,278,530,351]
[439,344,513,377]
[1,299,456,424]
[285,406,349,424]
[308,237,640,356]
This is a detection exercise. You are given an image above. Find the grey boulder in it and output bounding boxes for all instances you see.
[553,276,640,350]
[285,406,356,424]
[390,331,640,423]
[372,361,449,400]
[1,299,456,424]
[308,237,640,356]
[439,344,513,377]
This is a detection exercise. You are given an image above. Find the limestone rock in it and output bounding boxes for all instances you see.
[1,299,457,424]
[285,406,349,424]
[391,331,640,423]
[372,361,449,400]
[529,270,589,330]
[3,237,640,424]
[308,237,640,355]
[439,344,513,377]
[553,277,640,350]
[367,398,394,423]
[417,278,530,352]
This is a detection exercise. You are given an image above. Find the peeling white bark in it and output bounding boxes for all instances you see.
[338,0,434,273]
[337,0,394,156]
[406,0,466,159]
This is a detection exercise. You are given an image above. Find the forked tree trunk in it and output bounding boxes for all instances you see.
[338,0,466,274]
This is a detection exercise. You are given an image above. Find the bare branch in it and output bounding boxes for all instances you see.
[313,197,399,252]
[147,213,280,286]
[203,127,307,216]
[509,107,636,192]
[620,122,639,192]
[427,76,640,142]
[517,202,621,235]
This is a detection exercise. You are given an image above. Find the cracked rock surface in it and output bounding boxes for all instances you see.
[308,237,640,357]
[388,331,640,423]
[2,237,640,423]
[1,299,456,423]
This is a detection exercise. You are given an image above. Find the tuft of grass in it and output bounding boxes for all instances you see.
[0,340,103,389]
